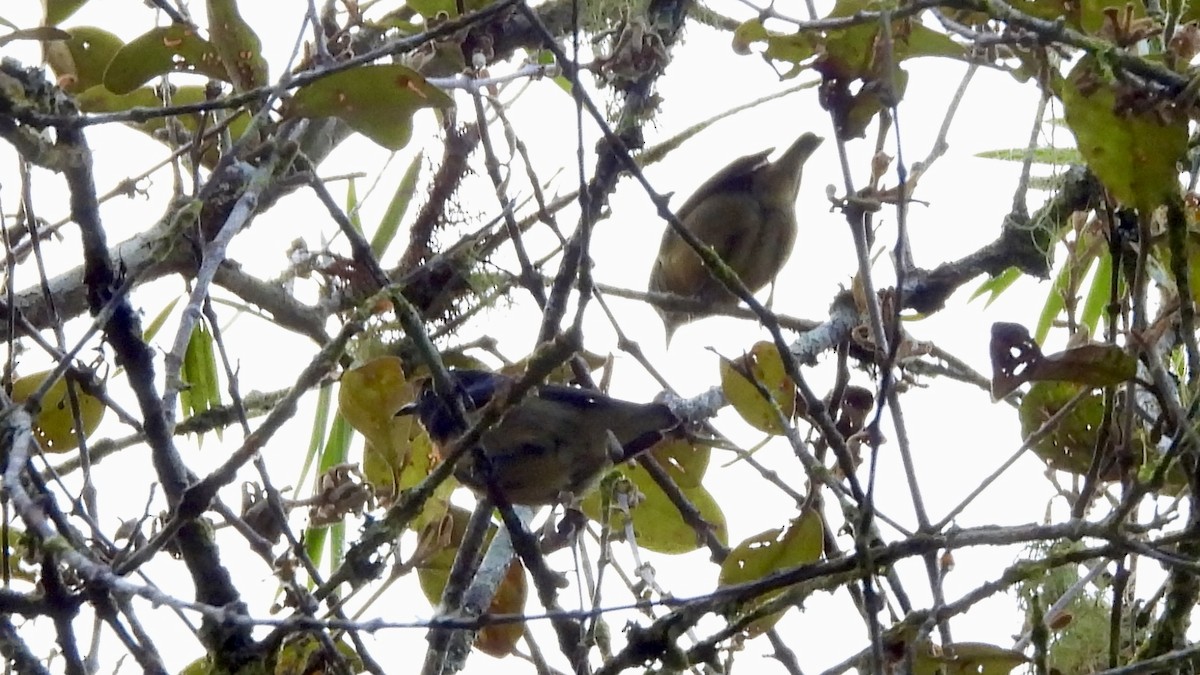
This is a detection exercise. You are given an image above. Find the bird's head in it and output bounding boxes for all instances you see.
[396,369,503,441]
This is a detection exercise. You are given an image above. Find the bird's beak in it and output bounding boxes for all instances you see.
[395,401,419,417]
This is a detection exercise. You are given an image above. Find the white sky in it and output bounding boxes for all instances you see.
[0,1,1123,673]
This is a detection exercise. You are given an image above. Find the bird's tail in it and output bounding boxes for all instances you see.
[610,401,679,462]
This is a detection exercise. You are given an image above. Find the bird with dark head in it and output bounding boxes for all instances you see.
[398,369,679,505]
[648,132,823,342]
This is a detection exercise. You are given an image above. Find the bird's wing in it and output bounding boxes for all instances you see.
[674,148,772,222]
[534,385,677,446]
[648,225,704,296]
[450,369,509,407]
[652,192,767,298]
[651,147,773,296]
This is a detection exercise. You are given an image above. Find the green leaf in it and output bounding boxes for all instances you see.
[970,266,1021,306]
[345,177,362,233]
[736,0,962,80]
[76,84,251,166]
[44,0,90,25]
[921,642,1029,675]
[303,413,353,569]
[0,527,34,583]
[534,49,572,94]
[103,24,229,95]
[1078,250,1113,337]
[823,0,961,78]
[75,84,163,111]
[1018,382,1111,477]
[370,10,424,33]
[1028,174,1069,192]
[43,26,124,94]
[177,655,218,675]
[329,517,346,575]
[273,634,363,675]
[0,26,71,49]
[975,146,1084,165]
[206,0,269,91]
[288,64,454,150]
[1062,54,1188,212]
[371,152,422,258]
[1074,0,1146,32]
[842,66,909,138]
[1034,251,1086,345]
[898,22,966,61]
[732,18,817,69]
[1186,234,1200,303]
[296,384,333,493]
[181,322,222,426]
[406,0,493,19]
[1035,226,1106,343]
[1030,344,1137,387]
[142,297,181,343]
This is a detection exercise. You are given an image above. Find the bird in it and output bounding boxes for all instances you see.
[397,369,679,505]
[648,132,823,342]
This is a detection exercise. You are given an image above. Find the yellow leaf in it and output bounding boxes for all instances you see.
[10,370,106,453]
[718,509,823,635]
[719,342,797,434]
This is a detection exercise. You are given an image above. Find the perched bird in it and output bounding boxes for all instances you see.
[648,132,824,342]
[398,369,678,505]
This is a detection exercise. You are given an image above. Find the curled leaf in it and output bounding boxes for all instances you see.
[103,24,228,95]
[206,0,268,90]
[43,26,123,93]
[288,64,454,150]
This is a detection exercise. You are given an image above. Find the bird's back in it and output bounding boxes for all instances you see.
[412,372,677,504]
